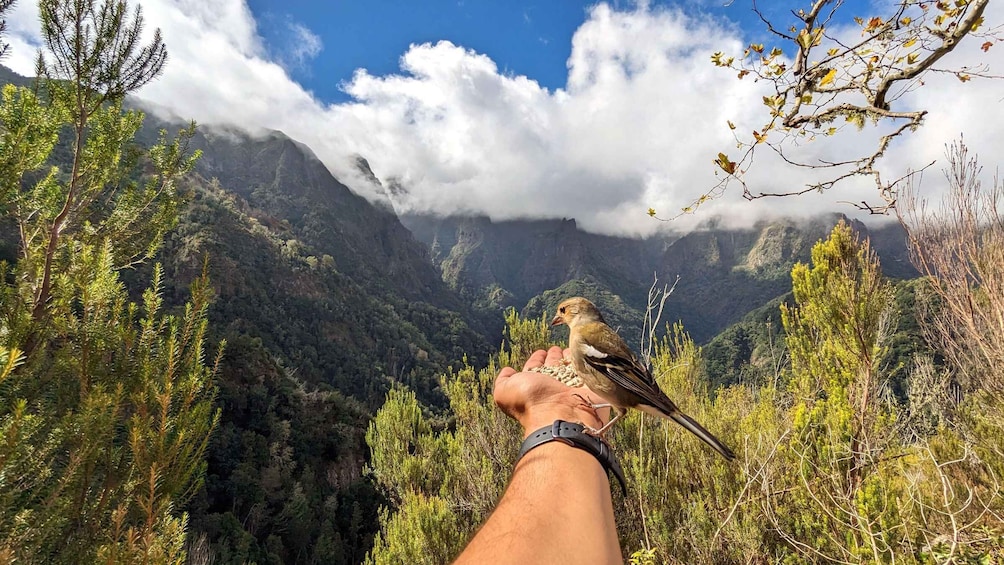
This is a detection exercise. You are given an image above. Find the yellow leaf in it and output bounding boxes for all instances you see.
[715,153,737,175]
[801,94,813,104]
[727,120,737,130]
[827,127,837,136]
[904,38,917,48]
[647,208,657,217]
[972,16,984,32]
[797,30,812,49]
[811,28,824,47]
[819,68,837,86]
[901,17,912,26]
[827,47,840,56]
[958,74,971,82]
[908,52,919,64]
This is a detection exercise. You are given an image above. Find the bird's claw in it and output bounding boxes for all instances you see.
[572,394,605,423]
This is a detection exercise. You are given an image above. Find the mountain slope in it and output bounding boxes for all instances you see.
[404,213,914,344]
[130,121,495,563]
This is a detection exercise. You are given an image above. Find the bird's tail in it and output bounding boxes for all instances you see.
[668,411,736,461]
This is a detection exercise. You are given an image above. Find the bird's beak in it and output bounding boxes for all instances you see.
[551,315,564,326]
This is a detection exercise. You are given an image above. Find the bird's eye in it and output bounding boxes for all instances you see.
[559,306,566,314]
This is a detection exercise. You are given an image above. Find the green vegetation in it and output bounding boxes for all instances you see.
[0,0,217,561]
[365,311,546,564]
[367,221,1004,564]
[187,335,381,565]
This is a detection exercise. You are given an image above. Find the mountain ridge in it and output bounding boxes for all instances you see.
[402,212,915,344]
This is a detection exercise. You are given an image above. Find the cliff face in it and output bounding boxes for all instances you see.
[187,129,459,308]
[404,213,913,343]
[403,215,660,308]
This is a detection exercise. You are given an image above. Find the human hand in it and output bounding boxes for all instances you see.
[493,346,609,438]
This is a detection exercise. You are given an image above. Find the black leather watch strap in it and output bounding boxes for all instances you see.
[516,420,627,494]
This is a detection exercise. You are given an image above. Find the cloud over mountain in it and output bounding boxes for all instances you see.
[4,0,1001,236]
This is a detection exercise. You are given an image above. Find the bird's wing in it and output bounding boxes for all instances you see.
[577,322,672,410]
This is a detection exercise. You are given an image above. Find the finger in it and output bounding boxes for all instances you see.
[544,346,564,367]
[563,347,571,359]
[522,349,548,371]
[492,367,518,411]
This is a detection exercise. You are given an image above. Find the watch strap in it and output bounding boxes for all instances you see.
[516,420,627,494]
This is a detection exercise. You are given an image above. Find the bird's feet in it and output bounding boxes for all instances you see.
[570,394,618,437]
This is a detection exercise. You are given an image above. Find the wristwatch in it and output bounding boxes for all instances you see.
[516,420,627,494]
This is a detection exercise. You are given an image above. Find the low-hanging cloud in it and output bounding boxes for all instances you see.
[3,0,1001,236]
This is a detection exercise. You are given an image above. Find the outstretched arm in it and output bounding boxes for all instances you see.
[453,346,622,565]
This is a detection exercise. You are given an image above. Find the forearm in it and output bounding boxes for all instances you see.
[454,441,621,565]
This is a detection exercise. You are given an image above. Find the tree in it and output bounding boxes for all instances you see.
[771,221,904,561]
[899,140,1004,475]
[661,0,1001,219]
[0,0,14,59]
[0,0,217,562]
[19,0,181,356]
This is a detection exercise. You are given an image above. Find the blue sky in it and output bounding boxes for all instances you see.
[4,0,1000,235]
[248,0,592,102]
[246,0,871,104]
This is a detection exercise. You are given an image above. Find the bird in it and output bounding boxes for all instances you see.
[552,296,736,461]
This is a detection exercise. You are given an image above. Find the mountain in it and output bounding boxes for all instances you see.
[138,119,493,402]
[127,123,501,563]
[127,115,497,562]
[403,213,915,345]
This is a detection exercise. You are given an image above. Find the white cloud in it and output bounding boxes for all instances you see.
[282,20,323,70]
[2,0,1002,236]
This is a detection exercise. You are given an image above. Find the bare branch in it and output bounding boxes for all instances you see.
[688,0,1002,218]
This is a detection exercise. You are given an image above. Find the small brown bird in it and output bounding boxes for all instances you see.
[552,297,735,460]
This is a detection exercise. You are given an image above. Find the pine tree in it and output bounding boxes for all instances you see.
[0,1,218,562]
[0,2,12,61]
